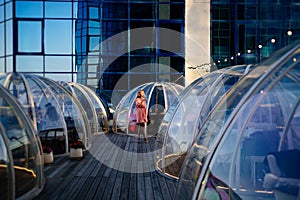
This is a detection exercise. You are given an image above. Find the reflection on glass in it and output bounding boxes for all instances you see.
[18,21,42,53]
[176,42,300,200]
[45,2,72,18]
[0,6,4,22]
[45,20,72,54]
[89,7,99,19]
[45,56,72,72]
[113,82,183,135]
[16,1,43,18]
[0,89,40,198]
[5,2,12,20]
[0,23,4,56]
[16,56,43,72]
[6,20,12,55]
[0,129,12,199]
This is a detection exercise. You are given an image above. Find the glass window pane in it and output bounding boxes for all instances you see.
[89,37,100,51]
[16,56,43,72]
[0,23,3,56]
[0,6,4,22]
[45,20,72,54]
[45,56,72,72]
[0,133,10,199]
[45,2,72,18]
[6,56,12,72]
[103,3,128,19]
[45,74,72,82]
[5,2,12,20]
[131,3,155,19]
[16,1,43,18]
[89,7,99,19]
[18,21,42,52]
[6,20,12,55]
[0,58,4,72]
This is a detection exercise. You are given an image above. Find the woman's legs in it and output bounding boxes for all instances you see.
[137,123,148,143]
[143,123,148,143]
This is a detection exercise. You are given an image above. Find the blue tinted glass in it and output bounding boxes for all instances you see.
[89,37,100,51]
[18,21,42,52]
[5,20,12,54]
[0,58,4,72]
[45,74,73,82]
[0,23,3,56]
[45,56,72,72]
[45,2,72,18]
[6,56,12,72]
[45,20,72,54]
[89,7,99,19]
[0,6,4,22]
[16,56,43,72]
[5,2,11,19]
[16,1,43,18]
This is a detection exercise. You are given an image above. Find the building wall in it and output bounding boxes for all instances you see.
[75,0,186,104]
[211,0,300,68]
[185,0,211,85]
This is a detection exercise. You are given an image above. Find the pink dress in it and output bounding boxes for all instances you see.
[136,97,148,124]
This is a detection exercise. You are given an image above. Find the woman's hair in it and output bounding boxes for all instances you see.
[137,90,144,98]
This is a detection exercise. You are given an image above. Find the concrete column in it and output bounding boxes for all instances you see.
[185,0,211,86]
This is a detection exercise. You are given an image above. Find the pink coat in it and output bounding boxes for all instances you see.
[136,97,148,123]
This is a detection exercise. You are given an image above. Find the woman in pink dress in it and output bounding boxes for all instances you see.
[136,90,148,143]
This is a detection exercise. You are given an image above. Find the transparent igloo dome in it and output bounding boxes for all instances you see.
[59,82,110,133]
[176,42,300,200]
[0,84,45,199]
[155,64,253,179]
[113,82,184,135]
[38,77,92,151]
[0,73,69,154]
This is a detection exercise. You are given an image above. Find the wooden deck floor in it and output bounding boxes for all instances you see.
[35,133,177,200]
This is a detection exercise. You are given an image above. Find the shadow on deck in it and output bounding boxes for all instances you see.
[35,133,177,200]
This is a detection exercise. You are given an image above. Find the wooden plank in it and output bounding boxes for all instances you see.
[35,133,178,200]
[144,176,154,200]
[137,173,146,200]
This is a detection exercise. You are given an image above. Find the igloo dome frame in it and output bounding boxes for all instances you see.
[0,73,92,154]
[113,82,184,135]
[155,64,253,180]
[60,81,110,134]
[176,42,300,200]
[0,84,45,199]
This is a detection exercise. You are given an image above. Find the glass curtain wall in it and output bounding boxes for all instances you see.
[211,0,300,68]
[76,0,185,105]
[0,0,77,81]
[1,0,185,107]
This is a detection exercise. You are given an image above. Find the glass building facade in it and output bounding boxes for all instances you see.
[0,0,185,105]
[211,0,300,68]
[75,0,185,104]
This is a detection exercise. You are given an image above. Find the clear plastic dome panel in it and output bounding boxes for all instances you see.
[0,129,14,199]
[156,65,250,179]
[0,86,44,199]
[38,77,91,150]
[114,82,184,135]
[176,43,300,200]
